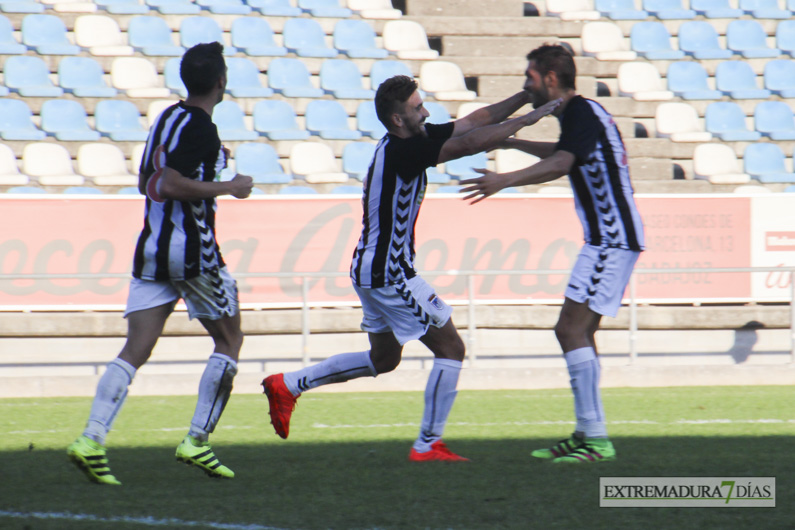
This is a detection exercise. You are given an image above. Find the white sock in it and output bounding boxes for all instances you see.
[565,347,607,439]
[83,358,136,446]
[413,358,462,453]
[188,353,238,442]
[282,351,376,396]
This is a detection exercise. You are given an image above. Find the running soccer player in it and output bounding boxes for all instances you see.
[460,44,645,463]
[263,75,560,462]
[67,42,254,485]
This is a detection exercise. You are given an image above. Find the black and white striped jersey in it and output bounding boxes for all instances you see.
[350,122,455,288]
[132,102,227,281]
[556,96,645,251]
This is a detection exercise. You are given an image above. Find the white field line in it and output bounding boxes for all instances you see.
[0,510,282,530]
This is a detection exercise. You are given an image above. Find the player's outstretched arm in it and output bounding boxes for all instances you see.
[158,167,254,201]
[494,138,558,159]
[451,91,531,137]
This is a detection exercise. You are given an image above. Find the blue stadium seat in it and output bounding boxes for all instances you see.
[642,0,695,19]
[331,184,363,194]
[427,167,452,184]
[230,17,287,57]
[763,59,795,98]
[689,0,742,17]
[739,0,790,18]
[342,142,376,180]
[445,153,488,180]
[743,143,795,183]
[754,100,795,140]
[726,20,782,58]
[146,0,201,14]
[246,0,301,16]
[282,18,338,58]
[95,100,149,141]
[234,143,291,184]
[0,99,45,140]
[279,185,318,195]
[40,100,100,141]
[333,19,388,59]
[96,0,150,14]
[776,20,795,56]
[305,100,362,140]
[118,186,141,194]
[785,185,795,193]
[434,185,463,194]
[180,16,237,55]
[370,60,414,90]
[0,1,44,14]
[7,186,46,194]
[298,0,352,17]
[64,186,104,195]
[0,15,24,54]
[425,102,452,124]
[225,57,274,98]
[715,61,771,100]
[594,0,648,19]
[667,61,722,100]
[58,57,117,98]
[128,16,185,56]
[356,101,387,139]
[704,101,762,141]
[630,22,685,60]
[21,14,79,55]
[252,100,310,140]
[677,21,733,59]
[320,59,375,99]
[4,56,63,97]
[164,57,188,97]
[267,58,325,98]
[196,0,252,14]
[211,100,259,141]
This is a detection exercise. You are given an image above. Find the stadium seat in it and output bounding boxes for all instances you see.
[715,61,771,100]
[382,20,439,60]
[40,99,100,141]
[95,100,149,141]
[131,143,146,173]
[426,166,452,184]
[128,15,185,56]
[545,0,600,20]
[234,143,291,184]
[0,0,44,14]
[283,18,338,58]
[356,101,388,138]
[289,142,348,183]
[333,19,388,59]
[92,0,148,13]
[23,143,84,186]
[299,0,351,16]
[617,62,674,100]
[278,185,318,195]
[164,57,188,97]
[419,61,476,101]
[494,149,540,173]
[63,186,104,194]
[739,0,790,18]
[581,22,637,61]
[342,141,376,180]
[0,143,28,186]
[58,56,117,98]
[146,99,174,128]
[445,152,488,180]
[642,0,695,18]
[146,0,201,14]
[677,21,733,60]
[74,15,133,56]
[331,184,363,194]
[225,57,274,98]
[689,0,742,17]
[754,101,795,140]
[320,59,375,99]
[246,0,301,16]
[347,0,401,18]
[630,22,685,60]
[424,102,452,125]
[4,56,64,97]
[0,14,25,54]
[693,143,750,184]
[666,61,722,100]
[111,57,171,98]
[743,143,795,183]
[733,184,773,194]
[252,100,310,141]
[77,143,137,186]
[654,102,711,142]
[266,58,325,98]
[180,17,237,55]
[775,20,795,56]
[594,0,647,19]
[455,102,488,119]
[0,99,45,140]
[726,20,782,58]
[433,185,463,194]
[370,60,414,90]
[704,101,762,141]
[117,186,140,194]
[305,100,362,140]
[230,17,286,57]
[211,100,259,141]
[21,14,79,54]
[6,186,46,194]
[196,0,251,14]
[763,59,795,98]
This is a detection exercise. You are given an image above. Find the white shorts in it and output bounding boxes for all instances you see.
[564,245,640,318]
[125,266,239,320]
[354,275,453,346]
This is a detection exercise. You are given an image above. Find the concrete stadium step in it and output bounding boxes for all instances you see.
[406,0,526,17]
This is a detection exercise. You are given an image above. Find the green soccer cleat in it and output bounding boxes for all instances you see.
[67,435,122,486]
[175,435,234,479]
[531,433,584,460]
[552,438,616,464]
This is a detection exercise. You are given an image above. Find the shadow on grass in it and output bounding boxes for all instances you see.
[1,436,792,530]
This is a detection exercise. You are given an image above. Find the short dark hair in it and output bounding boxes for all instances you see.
[375,75,418,128]
[180,42,226,96]
[526,44,576,91]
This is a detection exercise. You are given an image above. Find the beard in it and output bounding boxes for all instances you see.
[531,90,550,109]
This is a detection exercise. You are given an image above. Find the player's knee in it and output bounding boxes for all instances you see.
[372,353,401,374]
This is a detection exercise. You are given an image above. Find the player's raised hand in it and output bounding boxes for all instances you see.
[459,167,508,204]
[524,98,562,126]
[230,174,254,199]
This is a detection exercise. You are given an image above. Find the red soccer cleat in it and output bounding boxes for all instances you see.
[408,440,470,462]
[262,374,298,439]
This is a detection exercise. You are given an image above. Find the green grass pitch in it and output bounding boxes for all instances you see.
[0,386,792,529]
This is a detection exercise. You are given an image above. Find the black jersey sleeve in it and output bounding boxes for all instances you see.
[556,97,600,164]
[394,122,455,180]
[165,116,219,180]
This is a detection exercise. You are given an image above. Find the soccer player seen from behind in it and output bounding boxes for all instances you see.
[263,75,561,461]
[460,44,645,463]
[67,42,254,485]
